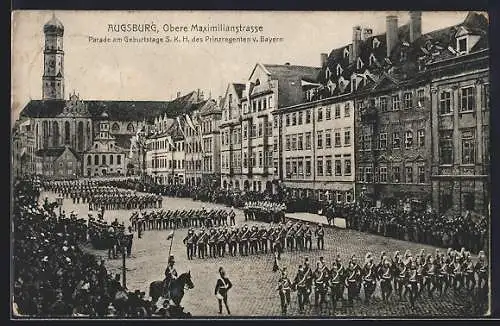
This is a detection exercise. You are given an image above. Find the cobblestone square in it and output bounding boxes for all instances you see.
[42,191,487,317]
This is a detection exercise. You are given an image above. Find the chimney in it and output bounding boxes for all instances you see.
[176,91,181,98]
[409,11,422,42]
[386,15,399,58]
[362,28,373,41]
[218,96,223,105]
[284,62,290,66]
[320,53,328,67]
[199,90,205,101]
[350,25,362,64]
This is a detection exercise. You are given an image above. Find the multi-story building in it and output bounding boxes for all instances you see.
[220,83,245,190]
[82,111,127,177]
[12,120,36,178]
[428,12,489,216]
[34,146,81,178]
[200,100,222,187]
[237,63,321,193]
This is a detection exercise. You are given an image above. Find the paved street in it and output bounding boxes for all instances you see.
[40,191,486,317]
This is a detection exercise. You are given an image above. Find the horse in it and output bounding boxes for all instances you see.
[149,271,195,307]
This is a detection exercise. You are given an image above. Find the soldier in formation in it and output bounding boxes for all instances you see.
[276,248,489,315]
[243,201,286,223]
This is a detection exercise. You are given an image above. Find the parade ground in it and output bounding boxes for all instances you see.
[41,191,482,317]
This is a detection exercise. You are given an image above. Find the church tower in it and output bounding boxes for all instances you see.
[42,14,65,100]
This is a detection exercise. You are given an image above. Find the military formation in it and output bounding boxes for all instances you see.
[181,221,326,260]
[129,207,236,237]
[275,248,489,315]
[41,179,162,210]
[87,213,134,258]
[243,201,287,223]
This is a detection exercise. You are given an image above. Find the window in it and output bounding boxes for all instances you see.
[102,155,106,165]
[330,130,338,147]
[405,131,413,149]
[392,94,401,111]
[325,130,332,148]
[305,132,312,150]
[363,135,372,151]
[285,135,291,151]
[243,152,248,168]
[292,113,297,126]
[298,134,304,150]
[285,159,291,177]
[273,136,278,151]
[439,130,453,164]
[305,158,312,176]
[298,111,303,125]
[335,159,342,176]
[365,167,373,183]
[344,129,351,146]
[358,167,364,182]
[417,89,425,107]
[317,157,323,176]
[334,105,341,119]
[460,86,475,112]
[405,166,413,183]
[266,122,272,136]
[403,92,413,109]
[344,158,352,176]
[285,114,290,127]
[251,151,256,167]
[317,108,323,121]
[274,118,279,129]
[258,151,263,167]
[457,36,467,54]
[440,90,452,114]
[317,131,323,149]
[86,155,91,166]
[379,133,387,149]
[379,97,388,112]
[483,84,490,109]
[393,166,401,183]
[110,155,114,165]
[325,106,331,120]
[380,167,387,182]
[94,155,99,165]
[325,157,332,176]
[462,129,475,164]
[306,110,312,124]
[251,124,257,138]
[393,132,401,149]
[418,166,425,183]
[417,129,425,147]
[344,102,351,117]
[291,135,297,151]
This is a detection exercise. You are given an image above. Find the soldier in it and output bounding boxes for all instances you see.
[260,225,269,254]
[379,257,393,302]
[407,260,419,308]
[276,267,292,315]
[328,262,343,314]
[228,227,238,257]
[303,257,313,305]
[229,207,236,226]
[197,229,208,259]
[315,224,325,250]
[217,228,227,257]
[362,253,376,304]
[475,251,488,292]
[304,224,313,251]
[249,225,259,255]
[239,225,250,256]
[183,228,196,260]
[286,224,295,252]
[295,224,305,251]
[345,259,358,307]
[293,264,308,314]
[164,255,178,298]
[313,261,328,310]
[463,253,476,291]
[208,228,217,258]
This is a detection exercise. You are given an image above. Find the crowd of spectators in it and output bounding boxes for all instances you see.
[11,179,179,318]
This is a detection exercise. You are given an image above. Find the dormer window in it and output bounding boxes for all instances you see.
[457,36,468,54]
[325,67,331,80]
[357,58,364,70]
[373,38,380,49]
[255,79,261,86]
[343,48,349,58]
[369,53,376,66]
[336,64,343,76]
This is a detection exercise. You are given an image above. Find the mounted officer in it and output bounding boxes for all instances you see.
[163,255,178,298]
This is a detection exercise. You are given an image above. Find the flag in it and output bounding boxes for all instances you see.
[166,136,175,149]
[166,231,174,240]
[185,114,196,131]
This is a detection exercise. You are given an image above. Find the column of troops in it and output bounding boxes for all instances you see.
[40,180,163,210]
[181,221,326,260]
[275,249,489,315]
[129,208,237,236]
[243,201,287,223]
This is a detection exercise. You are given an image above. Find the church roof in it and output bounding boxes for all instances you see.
[35,146,79,159]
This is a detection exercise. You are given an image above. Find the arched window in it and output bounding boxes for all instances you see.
[94,154,99,165]
[87,155,91,166]
[42,121,49,147]
[102,155,107,165]
[127,123,134,132]
[110,154,114,165]
[64,121,70,145]
[52,121,60,147]
[112,123,120,133]
[77,121,84,151]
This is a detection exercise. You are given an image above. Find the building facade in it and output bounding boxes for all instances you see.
[12,120,36,178]
[200,100,222,187]
[428,12,489,216]
[220,83,245,190]
[35,146,81,178]
[82,112,127,177]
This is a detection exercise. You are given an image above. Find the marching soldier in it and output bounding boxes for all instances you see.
[229,227,238,256]
[407,260,419,308]
[197,228,208,259]
[313,261,328,310]
[379,257,393,302]
[276,267,292,314]
[345,258,358,307]
[315,224,325,250]
[217,228,228,257]
[286,224,296,251]
[303,257,313,305]
[229,207,236,226]
[183,228,196,260]
[362,253,376,304]
[239,224,250,256]
[293,264,308,314]
[304,224,313,251]
[249,225,259,255]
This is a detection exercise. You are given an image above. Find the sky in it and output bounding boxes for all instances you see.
[11,10,471,124]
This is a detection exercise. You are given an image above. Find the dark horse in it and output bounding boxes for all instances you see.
[149,271,195,307]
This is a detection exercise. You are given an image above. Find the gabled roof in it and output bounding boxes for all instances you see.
[35,146,80,160]
[199,99,220,116]
[232,83,245,99]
